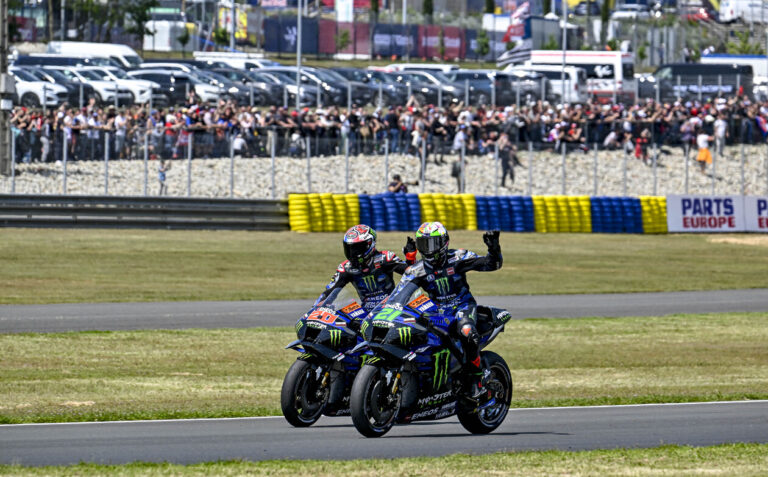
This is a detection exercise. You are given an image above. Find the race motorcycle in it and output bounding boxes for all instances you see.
[281,288,367,427]
[349,281,513,437]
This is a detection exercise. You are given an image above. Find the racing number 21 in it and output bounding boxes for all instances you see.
[308,310,336,324]
[375,307,402,321]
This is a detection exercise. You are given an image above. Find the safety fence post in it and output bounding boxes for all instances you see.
[420,138,426,194]
[187,133,193,197]
[143,132,148,196]
[62,135,68,195]
[527,141,533,196]
[345,138,350,194]
[384,137,390,188]
[230,133,235,198]
[494,142,499,197]
[622,146,628,196]
[593,142,598,196]
[740,143,745,196]
[105,132,111,195]
[270,130,276,199]
[653,142,658,196]
[10,132,15,194]
[561,142,566,195]
[460,142,466,193]
[305,136,312,193]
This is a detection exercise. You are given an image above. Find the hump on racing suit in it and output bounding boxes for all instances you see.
[315,250,411,321]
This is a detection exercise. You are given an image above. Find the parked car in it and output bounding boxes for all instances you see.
[388,70,460,105]
[213,68,284,106]
[314,68,374,106]
[191,70,251,105]
[130,68,221,104]
[332,67,408,106]
[126,70,190,106]
[142,58,232,71]
[260,66,345,106]
[16,66,97,107]
[44,66,134,106]
[573,1,601,15]
[246,69,320,107]
[8,68,68,108]
[80,66,162,105]
[610,3,651,19]
[385,72,442,105]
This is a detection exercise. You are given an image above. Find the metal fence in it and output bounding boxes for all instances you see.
[4,120,768,198]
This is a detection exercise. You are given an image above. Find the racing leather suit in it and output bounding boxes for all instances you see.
[397,241,502,393]
[316,250,414,328]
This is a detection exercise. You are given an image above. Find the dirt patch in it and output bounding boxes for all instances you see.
[708,236,768,247]
[61,401,95,407]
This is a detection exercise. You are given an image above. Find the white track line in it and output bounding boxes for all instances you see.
[2,400,766,428]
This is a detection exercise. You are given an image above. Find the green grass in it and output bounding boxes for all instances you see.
[1,230,767,304]
[2,444,767,476]
[2,313,766,424]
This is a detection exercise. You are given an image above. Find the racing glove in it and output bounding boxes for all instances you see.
[403,236,417,264]
[483,230,501,256]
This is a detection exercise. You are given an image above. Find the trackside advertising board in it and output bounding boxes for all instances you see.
[667,195,745,232]
[744,196,768,232]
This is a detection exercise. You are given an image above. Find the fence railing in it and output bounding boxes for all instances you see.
[0,194,289,230]
[4,121,768,198]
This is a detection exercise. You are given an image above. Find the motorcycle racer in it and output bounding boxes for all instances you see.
[315,225,417,327]
[399,222,502,401]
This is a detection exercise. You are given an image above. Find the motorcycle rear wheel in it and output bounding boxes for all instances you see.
[350,365,401,438]
[280,359,329,427]
[457,350,513,434]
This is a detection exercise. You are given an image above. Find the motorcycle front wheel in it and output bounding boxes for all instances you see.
[350,364,401,437]
[280,360,329,427]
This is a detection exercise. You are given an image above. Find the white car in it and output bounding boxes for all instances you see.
[44,67,134,106]
[9,68,68,108]
[610,4,651,19]
[128,68,221,103]
[80,66,160,105]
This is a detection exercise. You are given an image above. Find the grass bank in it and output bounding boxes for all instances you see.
[1,230,767,304]
[2,444,767,476]
[2,313,766,424]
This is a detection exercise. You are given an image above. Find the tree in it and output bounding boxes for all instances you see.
[542,35,559,50]
[177,25,191,58]
[124,0,160,53]
[600,0,610,49]
[727,31,765,55]
[335,29,350,52]
[423,0,433,24]
[438,28,445,59]
[543,0,551,15]
[476,29,490,57]
[213,27,229,49]
[485,0,495,14]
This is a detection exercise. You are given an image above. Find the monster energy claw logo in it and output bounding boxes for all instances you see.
[328,329,342,347]
[296,321,303,333]
[398,326,412,345]
[432,348,451,391]
[435,277,450,295]
[362,275,377,291]
[360,320,369,335]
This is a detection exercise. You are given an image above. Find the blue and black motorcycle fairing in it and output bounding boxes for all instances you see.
[281,288,367,427]
[349,281,513,437]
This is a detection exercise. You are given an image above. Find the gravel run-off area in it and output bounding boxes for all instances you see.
[2,144,767,199]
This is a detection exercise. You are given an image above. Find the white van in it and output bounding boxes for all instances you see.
[47,42,143,69]
[504,64,588,104]
[719,0,768,23]
[525,50,635,103]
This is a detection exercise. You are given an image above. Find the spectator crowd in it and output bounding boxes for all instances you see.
[9,92,768,180]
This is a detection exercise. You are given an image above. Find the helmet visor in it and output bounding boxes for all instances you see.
[415,235,445,257]
[344,240,372,262]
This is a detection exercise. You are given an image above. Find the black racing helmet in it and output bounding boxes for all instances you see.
[343,224,377,267]
[415,221,449,266]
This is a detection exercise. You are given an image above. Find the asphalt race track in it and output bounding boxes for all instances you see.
[1,288,768,333]
[2,290,768,466]
[2,401,767,466]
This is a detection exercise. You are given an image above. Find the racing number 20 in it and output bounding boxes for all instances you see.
[308,310,336,324]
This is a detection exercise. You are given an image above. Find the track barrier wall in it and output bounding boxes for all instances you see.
[288,193,674,234]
